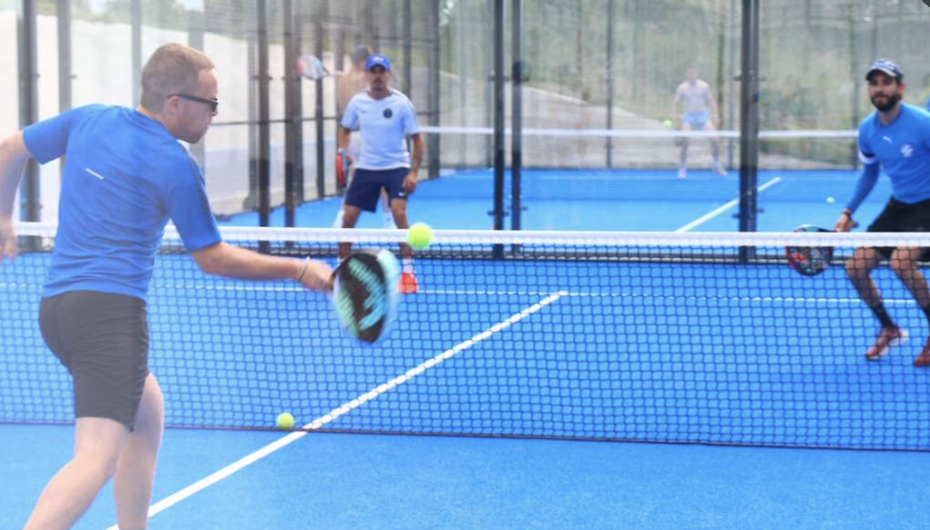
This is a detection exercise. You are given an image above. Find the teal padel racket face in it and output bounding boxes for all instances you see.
[785,225,834,277]
[332,249,400,344]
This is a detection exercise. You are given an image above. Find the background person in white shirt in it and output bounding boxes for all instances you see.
[332,45,396,229]
[337,53,423,294]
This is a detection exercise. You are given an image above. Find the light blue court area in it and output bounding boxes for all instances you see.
[2,424,929,530]
[221,169,891,232]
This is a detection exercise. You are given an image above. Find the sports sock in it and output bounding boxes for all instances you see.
[871,303,896,329]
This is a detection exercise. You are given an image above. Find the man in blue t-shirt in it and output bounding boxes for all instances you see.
[833,59,930,367]
[337,52,424,294]
[0,43,333,530]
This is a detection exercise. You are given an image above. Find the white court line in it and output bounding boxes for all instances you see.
[101,290,567,530]
[675,177,782,233]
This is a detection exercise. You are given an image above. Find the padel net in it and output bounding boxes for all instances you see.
[3,224,930,451]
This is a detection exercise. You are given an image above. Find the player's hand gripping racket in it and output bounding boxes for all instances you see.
[331,249,400,344]
[785,225,835,277]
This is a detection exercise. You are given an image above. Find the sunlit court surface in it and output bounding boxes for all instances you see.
[4,1,930,529]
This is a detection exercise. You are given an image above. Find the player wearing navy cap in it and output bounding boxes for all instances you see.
[332,45,396,230]
[833,59,930,366]
[337,53,423,294]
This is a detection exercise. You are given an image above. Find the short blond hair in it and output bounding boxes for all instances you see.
[140,43,214,112]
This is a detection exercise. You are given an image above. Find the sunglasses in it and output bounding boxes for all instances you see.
[170,93,219,113]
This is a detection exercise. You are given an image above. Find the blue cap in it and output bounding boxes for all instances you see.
[365,53,391,72]
[866,59,903,80]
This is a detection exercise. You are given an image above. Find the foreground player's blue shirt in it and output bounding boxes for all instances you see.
[847,103,930,213]
[341,89,419,170]
[23,104,221,300]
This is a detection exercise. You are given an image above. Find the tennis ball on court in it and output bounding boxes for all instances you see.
[276,412,295,430]
[407,223,433,250]
[663,119,673,129]
[826,197,835,204]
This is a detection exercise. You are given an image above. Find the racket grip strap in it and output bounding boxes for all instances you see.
[296,258,310,283]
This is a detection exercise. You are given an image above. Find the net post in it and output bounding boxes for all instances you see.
[256,0,271,227]
[491,0,506,236]
[283,0,302,228]
[313,13,327,201]
[738,0,760,263]
[510,0,524,232]
[17,0,40,224]
[605,0,616,169]
[427,0,441,180]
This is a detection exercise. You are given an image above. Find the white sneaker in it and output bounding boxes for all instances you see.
[678,168,687,179]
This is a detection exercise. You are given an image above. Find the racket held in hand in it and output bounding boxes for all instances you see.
[785,224,834,277]
[335,151,349,190]
[332,249,401,344]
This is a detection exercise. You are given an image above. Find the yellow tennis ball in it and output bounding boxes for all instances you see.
[663,119,673,129]
[407,223,433,250]
[276,412,295,430]
[826,197,835,204]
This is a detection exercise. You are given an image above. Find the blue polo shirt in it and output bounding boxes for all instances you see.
[846,103,930,213]
[23,104,221,300]
[341,89,420,170]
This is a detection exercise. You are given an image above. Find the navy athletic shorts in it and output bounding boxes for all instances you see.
[867,197,930,259]
[344,167,409,212]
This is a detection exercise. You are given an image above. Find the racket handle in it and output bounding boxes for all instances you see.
[336,151,348,190]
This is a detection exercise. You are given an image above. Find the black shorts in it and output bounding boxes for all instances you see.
[868,197,930,259]
[39,290,149,430]
[344,167,409,212]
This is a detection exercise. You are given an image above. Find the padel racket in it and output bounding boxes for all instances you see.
[785,225,834,277]
[296,54,330,81]
[332,249,400,344]
[335,151,349,190]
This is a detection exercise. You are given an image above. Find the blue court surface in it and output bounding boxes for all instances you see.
[3,168,929,530]
[222,168,890,232]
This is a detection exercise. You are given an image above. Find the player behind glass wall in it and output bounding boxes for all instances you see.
[670,66,727,179]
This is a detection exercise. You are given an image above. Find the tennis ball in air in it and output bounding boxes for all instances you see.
[276,412,295,430]
[663,119,673,129]
[826,197,835,204]
[407,223,433,250]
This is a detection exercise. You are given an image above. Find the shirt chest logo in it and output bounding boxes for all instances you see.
[901,144,914,158]
[383,108,393,119]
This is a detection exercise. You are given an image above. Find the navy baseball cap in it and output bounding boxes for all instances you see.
[365,53,391,72]
[866,59,903,80]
